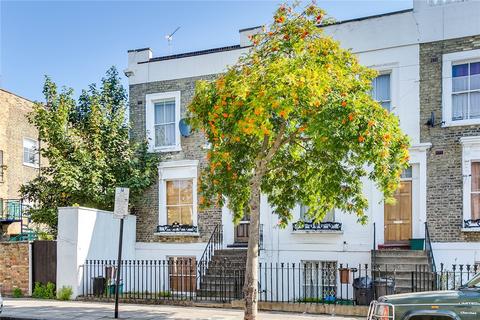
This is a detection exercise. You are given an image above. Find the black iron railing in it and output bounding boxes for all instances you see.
[464,219,480,229]
[292,221,342,231]
[80,260,478,305]
[424,222,436,273]
[156,223,198,233]
[412,263,479,292]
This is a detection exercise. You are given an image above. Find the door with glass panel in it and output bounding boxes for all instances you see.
[234,214,249,244]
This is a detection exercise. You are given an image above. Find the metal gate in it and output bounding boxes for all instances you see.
[32,240,57,285]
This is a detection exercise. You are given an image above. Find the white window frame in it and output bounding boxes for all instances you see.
[156,160,199,236]
[145,91,181,152]
[442,49,480,127]
[460,136,480,231]
[371,72,392,111]
[299,205,336,223]
[23,137,39,168]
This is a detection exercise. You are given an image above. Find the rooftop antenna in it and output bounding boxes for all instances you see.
[165,26,181,54]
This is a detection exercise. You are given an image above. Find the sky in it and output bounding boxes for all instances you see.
[1,0,412,102]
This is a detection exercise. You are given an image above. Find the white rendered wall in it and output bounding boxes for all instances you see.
[432,242,480,269]
[135,242,207,261]
[56,207,136,298]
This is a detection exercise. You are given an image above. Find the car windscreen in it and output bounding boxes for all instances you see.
[466,273,480,288]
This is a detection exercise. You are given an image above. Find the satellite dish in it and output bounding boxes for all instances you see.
[179,118,192,137]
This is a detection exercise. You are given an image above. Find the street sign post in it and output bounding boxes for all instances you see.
[113,187,129,319]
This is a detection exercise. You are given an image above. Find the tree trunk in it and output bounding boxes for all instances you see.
[243,175,261,320]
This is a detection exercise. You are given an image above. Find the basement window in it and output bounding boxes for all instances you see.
[301,261,337,300]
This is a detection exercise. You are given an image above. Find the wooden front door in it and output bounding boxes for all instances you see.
[384,180,412,243]
[234,215,250,243]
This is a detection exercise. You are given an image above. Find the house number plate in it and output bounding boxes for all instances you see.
[393,220,404,224]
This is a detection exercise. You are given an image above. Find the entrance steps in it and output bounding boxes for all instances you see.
[197,248,247,299]
[372,249,433,294]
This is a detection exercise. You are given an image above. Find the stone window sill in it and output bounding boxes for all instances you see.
[461,228,480,233]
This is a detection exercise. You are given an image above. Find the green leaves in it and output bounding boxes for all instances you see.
[188,3,410,226]
[20,67,159,233]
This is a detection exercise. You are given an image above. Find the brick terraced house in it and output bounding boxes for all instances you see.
[0,89,40,241]
[120,0,480,300]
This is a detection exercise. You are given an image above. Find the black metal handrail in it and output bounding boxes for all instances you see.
[197,224,223,285]
[425,222,436,274]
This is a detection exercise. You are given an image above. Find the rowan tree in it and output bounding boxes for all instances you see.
[188,4,410,319]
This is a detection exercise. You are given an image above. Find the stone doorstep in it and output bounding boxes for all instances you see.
[76,298,368,317]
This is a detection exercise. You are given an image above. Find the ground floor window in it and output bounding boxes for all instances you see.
[168,256,196,292]
[302,260,337,301]
[166,180,194,225]
[471,162,480,220]
[157,160,199,233]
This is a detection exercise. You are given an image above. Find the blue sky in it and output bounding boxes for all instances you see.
[1,0,412,101]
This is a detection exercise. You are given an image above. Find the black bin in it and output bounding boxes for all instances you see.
[353,276,373,305]
[374,277,395,298]
[93,277,106,296]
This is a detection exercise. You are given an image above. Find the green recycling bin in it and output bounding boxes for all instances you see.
[409,238,425,250]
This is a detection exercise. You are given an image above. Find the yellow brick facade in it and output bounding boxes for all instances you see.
[0,89,39,199]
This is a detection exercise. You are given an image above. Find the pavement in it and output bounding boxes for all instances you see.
[0,299,363,320]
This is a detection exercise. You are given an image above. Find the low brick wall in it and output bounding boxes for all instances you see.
[0,241,30,296]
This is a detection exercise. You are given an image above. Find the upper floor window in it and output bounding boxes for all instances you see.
[300,205,335,222]
[23,138,39,167]
[155,99,176,147]
[145,91,181,152]
[452,62,480,121]
[442,49,480,127]
[371,74,391,111]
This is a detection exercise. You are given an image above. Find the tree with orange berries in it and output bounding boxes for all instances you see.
[188,3,409,319]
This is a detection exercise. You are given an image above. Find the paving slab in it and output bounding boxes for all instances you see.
[0,299,363,320]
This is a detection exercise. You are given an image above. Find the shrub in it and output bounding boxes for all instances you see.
[32,282,56,299]
[57,286,73,301]
[12,287,23,298]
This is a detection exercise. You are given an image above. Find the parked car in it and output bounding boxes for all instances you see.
[0,291,3,314]
[368,272,480,320]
